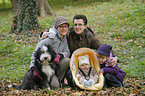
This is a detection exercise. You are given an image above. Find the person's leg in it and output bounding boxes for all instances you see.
[88,79,94,86]
[104,73,122,88]
[50,75,60,89]
[83,80,90,87]
[57,58,70,82]
[103,76,109,88]
[66,70,85,90]
[66,70,76,87]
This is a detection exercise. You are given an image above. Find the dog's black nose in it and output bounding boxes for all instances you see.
[44,57,48,60]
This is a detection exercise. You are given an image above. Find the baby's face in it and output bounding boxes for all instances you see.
[79,63,90,69]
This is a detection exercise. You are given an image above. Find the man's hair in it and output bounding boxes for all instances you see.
[73,15,87,25]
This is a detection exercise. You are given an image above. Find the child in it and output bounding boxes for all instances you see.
[97,44,126,88]
[76,55,99,87]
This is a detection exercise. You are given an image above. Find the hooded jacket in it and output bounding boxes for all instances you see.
[30,28,70,68]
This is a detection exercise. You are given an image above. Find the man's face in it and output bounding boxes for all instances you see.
[73,19,87,34]
[57,24,69,36]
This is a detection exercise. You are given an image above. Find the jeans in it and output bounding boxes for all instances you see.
[57,58,70,82]
[104,73,122,88]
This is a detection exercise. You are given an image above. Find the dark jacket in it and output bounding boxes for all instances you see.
[101,63,126,85]
[68,27,102,56]
[68,27,117,56]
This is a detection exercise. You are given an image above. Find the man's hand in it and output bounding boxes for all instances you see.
[39,32,49,39]
[108,56,118,67]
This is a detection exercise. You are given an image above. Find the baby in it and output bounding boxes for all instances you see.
[76,55,99,87]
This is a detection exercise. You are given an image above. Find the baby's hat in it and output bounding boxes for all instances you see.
[78,55,90,66]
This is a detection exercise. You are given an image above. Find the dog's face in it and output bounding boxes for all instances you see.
[36,45,56,65]
[40,46,52,65]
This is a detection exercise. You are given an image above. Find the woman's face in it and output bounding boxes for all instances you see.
[57,23,69,37]
[97,53,108,64]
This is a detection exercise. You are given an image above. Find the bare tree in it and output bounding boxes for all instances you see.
[37,0,55,17]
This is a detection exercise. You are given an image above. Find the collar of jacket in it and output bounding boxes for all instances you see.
[71,28,87,40]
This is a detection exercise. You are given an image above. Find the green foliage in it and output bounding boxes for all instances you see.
[110,2,145,39]
[0,11,13,33]
[1,0,144,80]
[38,16,55,29]
[48,0,100,10]
[1,0,144,81]
[0,0,11,10]
[91,2,145,40]
[0,36,36,81]
[0,37,17,56]
[123,59,145,79]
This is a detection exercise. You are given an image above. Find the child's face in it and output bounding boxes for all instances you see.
[79,63,90,70]
[97,53,108,64]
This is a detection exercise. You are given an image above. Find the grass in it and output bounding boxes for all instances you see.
[0,0,145,95]
[0,0,11,10]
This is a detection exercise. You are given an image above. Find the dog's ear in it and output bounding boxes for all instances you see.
[47,45,56,61]
[35,47,41,61]
[39,31,44,38]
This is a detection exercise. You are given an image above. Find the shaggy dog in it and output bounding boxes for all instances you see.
[12,45,60,90]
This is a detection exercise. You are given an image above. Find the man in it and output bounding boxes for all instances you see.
[68,15,118,63]
[30,16,70,88]
[66,15,118,88]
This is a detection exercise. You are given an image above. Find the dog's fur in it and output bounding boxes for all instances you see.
[12,45,60,90]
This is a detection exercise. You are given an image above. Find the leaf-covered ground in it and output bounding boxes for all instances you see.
[0,23,144,95]
[0,0,145,95]
[0,78,145,95]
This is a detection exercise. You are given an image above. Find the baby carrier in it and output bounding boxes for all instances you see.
[69,48,104,90]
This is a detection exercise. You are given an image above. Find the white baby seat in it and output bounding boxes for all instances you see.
[70,48,104,90]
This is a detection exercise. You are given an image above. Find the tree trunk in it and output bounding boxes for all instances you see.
[10,0,21,14]
[11,0,39,34]
[37,0,56,17]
